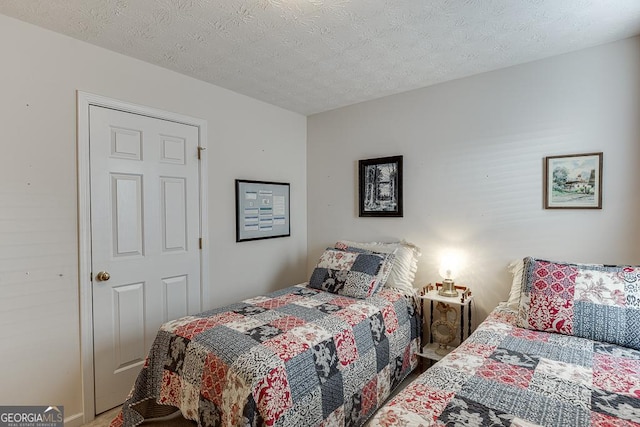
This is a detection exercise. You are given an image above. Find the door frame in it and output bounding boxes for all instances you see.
[77,91,209,422]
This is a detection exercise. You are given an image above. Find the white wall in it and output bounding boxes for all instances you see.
[0,14,307,423]
[308,36,640,323]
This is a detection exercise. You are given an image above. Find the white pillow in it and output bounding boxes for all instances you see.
[334,240,421,294]
[506,258,524,309]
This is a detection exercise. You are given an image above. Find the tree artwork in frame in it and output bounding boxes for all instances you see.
[359,155,403,217]
[236,179,290,242]
[544,152,603,209]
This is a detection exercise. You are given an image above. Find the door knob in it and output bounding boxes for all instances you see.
[96,271,111,282]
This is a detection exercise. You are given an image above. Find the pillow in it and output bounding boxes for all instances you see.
[517,257,640,350]
[308,248,394,299]
[332,246,397,289]
[334,240,421,294]
[505,258,525,309]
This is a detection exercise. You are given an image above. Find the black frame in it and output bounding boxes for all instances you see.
[543,152,603,209]
[235,179,291,242]
[359,155,403,217]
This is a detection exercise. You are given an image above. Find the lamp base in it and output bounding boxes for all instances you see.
[438,279,459,297]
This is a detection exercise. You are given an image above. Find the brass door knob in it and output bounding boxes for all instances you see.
[96,271,111,282]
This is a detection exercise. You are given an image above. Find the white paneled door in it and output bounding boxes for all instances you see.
[89,106,202,413]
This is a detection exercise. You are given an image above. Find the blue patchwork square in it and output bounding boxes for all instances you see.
[285,351,320,402]
[490,348,539,369]
[317,303,342,314]
[276,303,325,322]
[439,395,510,426]
[350,253,383,275]
[345,389,363,426]
[313,338,340,383]
[233,304,268,316]
[458,376,590,425]
[625,308,640,350]
[246,324,283,342]
[353,321,374,354]
[320,372,344,419]
[375,337,389,372]
[198,397,222,426]
[500,336,592,368]
[573,301,627,347]
[193,325,256,365]
[369,312,386,344]
[591,388,640,422]
[164,335,189,374]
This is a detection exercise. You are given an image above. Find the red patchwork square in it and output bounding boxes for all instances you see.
[362,377,378,415]
[159,370,182,407]
[263,331,310,361]
[256,294,302,309]
[200,353,228,405]
[175,313,244,339]
[477,359,533,389]
[510,327,550,342]
[256,298,288,309]
[594,355,640,397]
[392,383,455,417]
[377,288,404,302]
[253,365,293,425]
[269,315,306,332]
[335,308,368,327]
[109,412,124,427]
[382,304,399,334]
[335,329,359,368]
[457,342,497,358]
[591,411,640,426]
[527,293,574,335]
[329,296,357,308]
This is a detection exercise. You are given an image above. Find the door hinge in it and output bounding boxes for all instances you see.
[197,146,206,160]
[199,238,203,249]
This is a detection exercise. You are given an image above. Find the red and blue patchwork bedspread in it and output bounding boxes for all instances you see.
[111,284,420,427]
[369,306,640,426]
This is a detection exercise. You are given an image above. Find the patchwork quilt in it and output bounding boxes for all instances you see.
[111,284,420,427]
[369,306,640,426]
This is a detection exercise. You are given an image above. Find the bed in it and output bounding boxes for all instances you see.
[110,240,422,427]
[369,257,640,426]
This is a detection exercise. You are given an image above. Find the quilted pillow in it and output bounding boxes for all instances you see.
[517,257,640,350]
[334,240,421,294]
[308,248,394,299]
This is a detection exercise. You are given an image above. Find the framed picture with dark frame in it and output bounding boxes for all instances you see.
[359,155,403,217]
[544,152,603,209]
[236,179,290,242]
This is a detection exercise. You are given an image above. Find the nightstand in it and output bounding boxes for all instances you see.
[417,284,474,364]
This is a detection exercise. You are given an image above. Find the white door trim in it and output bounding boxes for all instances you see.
[77,91,209,422]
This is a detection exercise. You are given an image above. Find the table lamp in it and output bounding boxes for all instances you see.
[438,255,459,297]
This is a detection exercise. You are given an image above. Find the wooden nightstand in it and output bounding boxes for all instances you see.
[417,284,474,364]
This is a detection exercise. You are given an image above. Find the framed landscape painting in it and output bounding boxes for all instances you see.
[544,152,603,209]
[359,155,403,217]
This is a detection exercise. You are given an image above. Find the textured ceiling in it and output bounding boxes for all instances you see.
[2,1,640,115]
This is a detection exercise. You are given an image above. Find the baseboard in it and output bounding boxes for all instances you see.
[65,412,84,427]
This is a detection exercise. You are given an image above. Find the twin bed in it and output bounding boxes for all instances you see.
[370,257,640,426]
[112,248,640,426]
[111,240,422,426]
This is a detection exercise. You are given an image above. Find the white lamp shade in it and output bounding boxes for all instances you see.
[438,251,462,281]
